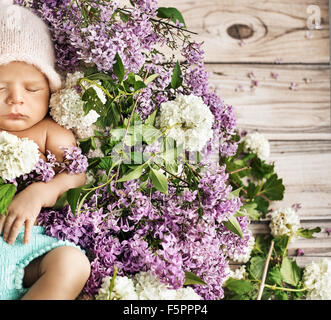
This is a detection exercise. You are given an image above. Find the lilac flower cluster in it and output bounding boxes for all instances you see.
[38,166,250,300]
[13,0,250,300]
[18,0,160,75]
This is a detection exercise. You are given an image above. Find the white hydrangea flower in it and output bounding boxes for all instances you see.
[228,265,248,280]
[243,132,270,161]
[229,230,255,263]
[95,275,138,300]
[50,88,99,130]
[0,131,40,180]
[134,272,201,300]
[269,207,301,240]
[303,259,331,300]
[159,94,214,152]
[134,271,177,300]
[50,71,108,132]
[174,287,201,300]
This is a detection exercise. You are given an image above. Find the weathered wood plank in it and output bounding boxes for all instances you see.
[157,0,330,63]
[256,141,331,220]
[268,140,331,220]
[206,64,331,140]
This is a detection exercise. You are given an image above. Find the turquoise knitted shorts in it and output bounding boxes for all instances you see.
[0,226,84,300]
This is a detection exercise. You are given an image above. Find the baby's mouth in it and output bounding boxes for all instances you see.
[6,113,26,119]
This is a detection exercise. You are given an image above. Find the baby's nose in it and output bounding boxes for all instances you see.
[6,88,24,105]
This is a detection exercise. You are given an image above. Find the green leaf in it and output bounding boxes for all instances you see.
[0,184,16,214]
[250,157,275,180]
[170,61,183,89]
[254,195,270,215]
[274,290,288,300]
[113,52,125,83]
[262,173,285,201]
[79,136,96,154]
[106,101,121,127]
[142,125,160,145]
[273,235,289,256]
[252,234,272,256]
[246,182,259,200]
[117,164,146,182]
[229,187,243,198]
[295,227,321,239]
[108,265,118,300]
[184,272,207,286]
[280,257,301,287]
[119,11,130,22]
[223,216,244,239]
[157,7,186,27]
[144,73,159,85]
[133,80,146,92]
[149,167,169,195]
[66,187,83,216]
[268,266,282,286]
[144,109,158,127]
[241,202,261,220]
[53,191,68,210]
[224,278,255,295]
[96,157,113,172]
[248,256,266,280]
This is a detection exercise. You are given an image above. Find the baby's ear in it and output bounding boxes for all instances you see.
[45,119,76,162]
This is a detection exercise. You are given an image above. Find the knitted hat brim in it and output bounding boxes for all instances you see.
[0,53,63,93]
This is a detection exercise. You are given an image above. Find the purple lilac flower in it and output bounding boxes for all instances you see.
[296,248,305,256]
[38,168,250,300]
[61,146,89,174]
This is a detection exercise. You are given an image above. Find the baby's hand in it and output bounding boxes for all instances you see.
[0,184,43,245]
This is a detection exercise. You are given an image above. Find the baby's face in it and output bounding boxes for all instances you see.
[0,61,50,132]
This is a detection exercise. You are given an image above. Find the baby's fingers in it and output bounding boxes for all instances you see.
[5,218,24,245]
[2,215,15,242]
[0,214,5,235]
[24,220,33,245]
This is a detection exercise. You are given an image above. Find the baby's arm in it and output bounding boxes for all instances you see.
[0,119,86,245]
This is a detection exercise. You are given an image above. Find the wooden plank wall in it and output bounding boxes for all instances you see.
[156,0,331,266]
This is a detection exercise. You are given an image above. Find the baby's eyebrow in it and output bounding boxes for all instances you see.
[0,80,45,85]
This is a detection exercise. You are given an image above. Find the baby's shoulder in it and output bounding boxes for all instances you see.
[43,117,76,161]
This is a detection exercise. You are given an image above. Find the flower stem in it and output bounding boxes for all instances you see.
[263,284,308,293]
[257,240,274,300]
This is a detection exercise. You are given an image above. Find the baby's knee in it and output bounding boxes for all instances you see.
[42,246,91,282]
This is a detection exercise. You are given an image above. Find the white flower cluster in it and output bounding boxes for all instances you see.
[243,132,270,161]
[303,258,331,300]
[0,131,40,180]
[50,71,106,132]
[159,94,214,152]
[269,207,301,240]
[95,271,201,300]
[95,275,138,300]
[228,265,248,281]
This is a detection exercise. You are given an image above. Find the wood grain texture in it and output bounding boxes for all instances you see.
[268,141,331,220]
[206,64,331,140]
[157,0,330,63]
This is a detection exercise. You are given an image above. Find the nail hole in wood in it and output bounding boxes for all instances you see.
[227,24,254,40]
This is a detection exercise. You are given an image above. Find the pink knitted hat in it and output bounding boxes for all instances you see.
[0,0,63,92]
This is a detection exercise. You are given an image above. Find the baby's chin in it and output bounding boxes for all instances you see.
[0,119,35,132]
